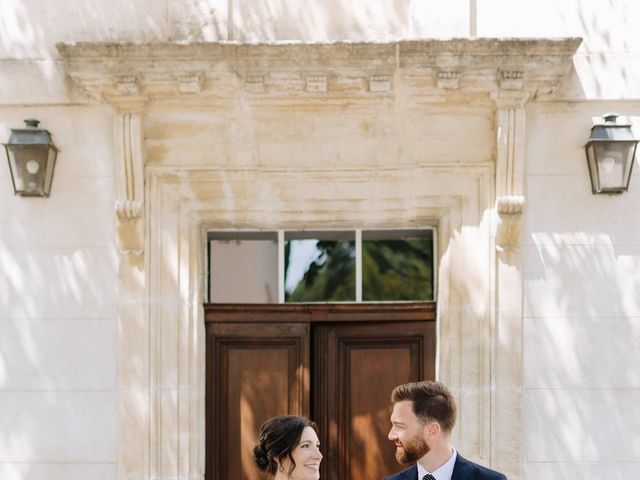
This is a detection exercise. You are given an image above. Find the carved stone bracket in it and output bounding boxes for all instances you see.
[495,195,525,250]
[114,112,145,255]
[494,96,528,206]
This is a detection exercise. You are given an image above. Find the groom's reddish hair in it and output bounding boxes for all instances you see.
[391,380,457,433]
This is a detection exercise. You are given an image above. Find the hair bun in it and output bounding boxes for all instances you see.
[253,444,270,471]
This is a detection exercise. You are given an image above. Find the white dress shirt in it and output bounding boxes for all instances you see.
[417,448,457,480]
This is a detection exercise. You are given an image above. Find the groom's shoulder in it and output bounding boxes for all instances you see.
[457,454,507,480]
[383,464,415,480]
[474,463,507,480]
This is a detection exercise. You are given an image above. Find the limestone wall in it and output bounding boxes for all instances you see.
[0,106,118,480]
[523,105,640,478]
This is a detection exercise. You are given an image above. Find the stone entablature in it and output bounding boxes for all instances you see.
[57,39,581,103]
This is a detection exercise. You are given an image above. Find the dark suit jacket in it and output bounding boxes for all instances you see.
[383,454,507,480]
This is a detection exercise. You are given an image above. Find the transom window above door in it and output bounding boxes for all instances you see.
[207,229,435,303]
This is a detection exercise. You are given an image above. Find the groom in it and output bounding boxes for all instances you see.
[384,381,507,480]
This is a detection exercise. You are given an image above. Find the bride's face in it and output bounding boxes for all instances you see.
[279,426,323,480]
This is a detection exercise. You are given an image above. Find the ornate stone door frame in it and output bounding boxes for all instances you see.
[58,39,581,480]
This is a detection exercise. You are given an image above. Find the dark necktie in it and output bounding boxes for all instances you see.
[422,475,436,480]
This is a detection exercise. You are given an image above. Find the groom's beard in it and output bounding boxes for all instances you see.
[394,435,430,464]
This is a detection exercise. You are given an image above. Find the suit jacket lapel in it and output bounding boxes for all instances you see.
[451,454,477,480]
[401,464,418,480]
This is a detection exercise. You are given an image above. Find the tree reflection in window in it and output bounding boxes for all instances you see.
[284,230,433,303]
[362,236,433,301]
[285,239,355,302]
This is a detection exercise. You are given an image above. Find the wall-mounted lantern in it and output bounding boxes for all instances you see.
[4,119,58,197]
[585,113,639,194]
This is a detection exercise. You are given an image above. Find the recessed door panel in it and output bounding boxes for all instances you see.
[317,321,436,480]
[348,346,413,479]
[206,322,310,480]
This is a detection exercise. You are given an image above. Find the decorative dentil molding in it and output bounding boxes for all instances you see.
[114,112,145,255]
[499,70,524,90]
[115,76,140,95]
[306,74,327,92]
[369,74,392,92]
[56,39,581,103]
[437,70,460,90]
[178,74,204,94]
[244,75,265,93]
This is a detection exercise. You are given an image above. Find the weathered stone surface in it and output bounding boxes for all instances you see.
[56,39,581,103]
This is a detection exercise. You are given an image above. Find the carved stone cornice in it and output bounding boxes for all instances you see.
[56,39,581,103]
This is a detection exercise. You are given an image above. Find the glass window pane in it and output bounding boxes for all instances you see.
[209,232,278,303]
[285,231,355,302]
[362,230,434,301]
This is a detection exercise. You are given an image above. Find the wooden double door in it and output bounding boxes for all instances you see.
[205,303,436,480]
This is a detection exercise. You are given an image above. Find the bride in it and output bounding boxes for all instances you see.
[253,415,323,479]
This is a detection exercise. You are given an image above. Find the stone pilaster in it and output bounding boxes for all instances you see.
[114,108,149,480]
[491,90,528,479]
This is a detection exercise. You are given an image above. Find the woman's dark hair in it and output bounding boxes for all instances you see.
[253,415,318,476]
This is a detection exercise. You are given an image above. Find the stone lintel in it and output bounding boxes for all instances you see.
[57,38,582,102]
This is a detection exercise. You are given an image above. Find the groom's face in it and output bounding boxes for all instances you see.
[388,400,429,464]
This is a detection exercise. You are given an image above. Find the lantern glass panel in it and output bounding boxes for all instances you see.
[285,231,355,302]
[6,145,50,196]
[593,142,636,192]
[44,147,57,195]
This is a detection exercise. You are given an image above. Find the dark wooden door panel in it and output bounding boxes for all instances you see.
[206,322,310,480]
[317,321,436,480]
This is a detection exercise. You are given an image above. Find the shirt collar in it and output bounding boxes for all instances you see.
[417,448,457,480]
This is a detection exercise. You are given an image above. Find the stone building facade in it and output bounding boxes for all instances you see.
[1,2,639,480]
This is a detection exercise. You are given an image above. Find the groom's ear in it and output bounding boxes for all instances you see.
[425,420,441,439]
